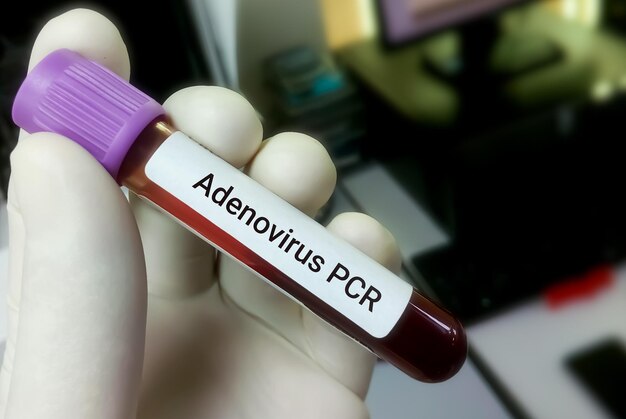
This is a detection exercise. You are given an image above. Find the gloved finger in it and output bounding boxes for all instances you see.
[1,7,144,417]
[1,133,146,419]
[28,8,130,77]
[218,131,337,348]
[16,8,131,143]
[303,212,402,397]
[131,86,263,298]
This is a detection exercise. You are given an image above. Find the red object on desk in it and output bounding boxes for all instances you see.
[544,265,614,309]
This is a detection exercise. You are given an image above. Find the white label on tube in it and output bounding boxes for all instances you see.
[145,132,412,338]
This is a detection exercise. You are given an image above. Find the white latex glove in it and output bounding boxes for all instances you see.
[0,8,403,419]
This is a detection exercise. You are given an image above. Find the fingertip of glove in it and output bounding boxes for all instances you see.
[28,8,131,80]
[247,132,337,216]
[326,212,402,273]
[163,85,264,169]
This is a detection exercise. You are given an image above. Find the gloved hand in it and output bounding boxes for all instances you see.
[0,8,402,419]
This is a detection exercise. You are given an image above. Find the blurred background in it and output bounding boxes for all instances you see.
[2,1,626,418]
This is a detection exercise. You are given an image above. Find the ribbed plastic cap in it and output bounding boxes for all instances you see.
[12,49,165,178]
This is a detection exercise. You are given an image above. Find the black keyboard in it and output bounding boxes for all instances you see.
[411,236,626,325]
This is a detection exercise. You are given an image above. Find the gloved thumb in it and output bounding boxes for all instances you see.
[0,133,147,419]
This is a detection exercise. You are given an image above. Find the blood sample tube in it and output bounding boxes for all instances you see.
[11,49,467,382]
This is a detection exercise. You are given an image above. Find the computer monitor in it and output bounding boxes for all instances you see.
[374,0,563,86]
[368,1,626,329]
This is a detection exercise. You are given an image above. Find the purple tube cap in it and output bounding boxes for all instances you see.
[12,49,165,178]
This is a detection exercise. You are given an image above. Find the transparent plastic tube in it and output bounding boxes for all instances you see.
[12,49,467,382]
